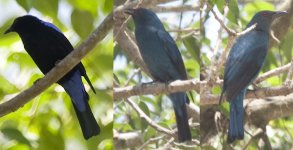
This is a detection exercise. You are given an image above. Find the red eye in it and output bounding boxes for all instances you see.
[262,12,269,17]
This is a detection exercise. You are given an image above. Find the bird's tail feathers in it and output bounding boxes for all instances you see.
[169,92,192,142]
[227,90,245,143]
[83,73,96,94]
[61,71,100,139]
[72,101,100,139]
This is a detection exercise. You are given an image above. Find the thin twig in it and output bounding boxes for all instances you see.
[285,59,293,85]
[242,128,263,150]
[168,28,199,33]
[208,4,236,36]
[151,4,200,12]
[124,68,141,86]
[124,98,175,136]
[138,136,165,150]
[261,130,272,150]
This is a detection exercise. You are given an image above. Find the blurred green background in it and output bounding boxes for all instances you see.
[0,0,113,150]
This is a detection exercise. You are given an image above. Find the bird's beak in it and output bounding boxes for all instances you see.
[273,11,288,19]
[124,8,135,15]
[4,26,13,34]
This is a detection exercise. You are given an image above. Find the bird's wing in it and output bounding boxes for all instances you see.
[78,63,96,93]
[42,21,74,55]
[224,43,267,101]
[156,30,187,79]
[44,22,95,92]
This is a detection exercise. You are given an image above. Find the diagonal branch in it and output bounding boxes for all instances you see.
[124,98,175,136]
[0,13,114,117]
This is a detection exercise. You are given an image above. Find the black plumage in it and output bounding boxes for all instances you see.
[5,15,100,139]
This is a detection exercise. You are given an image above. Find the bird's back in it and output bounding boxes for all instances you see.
[20,22,71,72]
[135,25,186,82]
[223,30,269,100]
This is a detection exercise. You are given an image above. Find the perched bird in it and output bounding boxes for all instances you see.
[125,8,191,142]
[5,15,100,139]
[220,11,287,143]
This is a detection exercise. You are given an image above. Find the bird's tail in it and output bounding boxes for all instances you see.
[169,92,191,142]
[60,71,100,139]
[227,89,246,143]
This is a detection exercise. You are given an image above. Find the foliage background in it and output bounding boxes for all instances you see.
[0,0,113,150]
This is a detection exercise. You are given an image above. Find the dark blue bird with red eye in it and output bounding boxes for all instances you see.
[5,15,100,140]
[219,10,287,143]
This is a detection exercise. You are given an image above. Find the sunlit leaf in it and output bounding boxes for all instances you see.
[71,9,94,39]
[139,101,150,132]
[16,0,32,12]
[1,127,31,147]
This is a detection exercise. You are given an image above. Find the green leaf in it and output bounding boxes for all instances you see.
[16,0,32,12]
[1,127,31,147]
[0,75,18,98]
[219,102,229,117]
[98,139,114,150]
[139,101,150,132]
[67,0,98,16]
[183,36,200,63]
[39,126,65,150]
[71,9,94,39]
[243,1,275,20]
[31,0,59,19]
[215,0,225,12]
[262,51,277,72]
[102,0,113,13]
[7,52,36,69]
[280,32,293,63]
[227,0,239,24]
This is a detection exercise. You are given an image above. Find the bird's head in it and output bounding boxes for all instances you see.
[124,8,164,29]
[4,15,41,34]
[246,10,287,31]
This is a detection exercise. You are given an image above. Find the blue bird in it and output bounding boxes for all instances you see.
[220,11,287,143]
[5,15,100,139]
[125,8,191,142]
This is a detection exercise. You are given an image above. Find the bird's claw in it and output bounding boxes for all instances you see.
[140,80,157,86]
[55,60,61,66]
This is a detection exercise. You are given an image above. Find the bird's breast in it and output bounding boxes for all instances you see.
[135,28,180,81]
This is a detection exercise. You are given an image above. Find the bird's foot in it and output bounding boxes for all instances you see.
[248,84,261,98]
[55,60,61,66]
[140,81,157,87]
[251,83,261,90]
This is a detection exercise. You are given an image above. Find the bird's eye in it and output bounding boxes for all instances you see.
[261,12,269,17]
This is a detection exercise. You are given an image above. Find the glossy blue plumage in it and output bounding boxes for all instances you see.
[220,11,286,143]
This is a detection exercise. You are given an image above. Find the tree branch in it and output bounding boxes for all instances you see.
[114,79,198,99]
[255,62,291,84]
[245,94,293,127]
[114,130,143,149]
[201,84,293,105]
[0,13,113,117]
[124,98,175,136]
[151,4,200,12]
